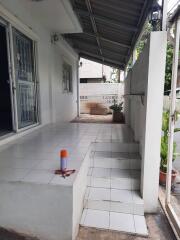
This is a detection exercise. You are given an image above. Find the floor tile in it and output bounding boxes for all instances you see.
[134,215,148,235]
[110,212,135,233]
[23,170,54,184]
[90,177,111,188]
[111,159,130,169]
[88,187,110,201]
[93,158,111,168]
[111,189,133,203]
[92,167,110,178]
[0,167,30,181]
[111,178,132,190]
[111,169,131,179]
[83,209,109,229]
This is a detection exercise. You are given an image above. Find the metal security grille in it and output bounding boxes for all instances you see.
[13,29,38,129]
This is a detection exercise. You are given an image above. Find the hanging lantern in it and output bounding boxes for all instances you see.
[150,2,162,31]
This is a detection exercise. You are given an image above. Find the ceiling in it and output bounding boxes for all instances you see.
[20,0,82,33]
[64,0,154,69]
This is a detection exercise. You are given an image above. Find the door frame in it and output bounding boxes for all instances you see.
[0,17,15,132]
[0,14,40,133]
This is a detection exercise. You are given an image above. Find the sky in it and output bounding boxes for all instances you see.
[158,0,179,12]
[167,0,179,12]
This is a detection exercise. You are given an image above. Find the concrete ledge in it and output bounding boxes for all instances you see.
[0,146,92,240]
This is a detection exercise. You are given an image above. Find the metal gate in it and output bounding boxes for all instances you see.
[13,29,39,129]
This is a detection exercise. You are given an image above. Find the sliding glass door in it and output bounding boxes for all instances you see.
[13,29,39,129]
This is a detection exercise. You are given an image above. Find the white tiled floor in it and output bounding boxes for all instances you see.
[82,135,147,236]
[80,208,148,236]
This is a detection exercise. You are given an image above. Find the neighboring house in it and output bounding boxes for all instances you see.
[79,58,119,83]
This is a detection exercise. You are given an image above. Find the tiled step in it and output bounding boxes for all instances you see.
[84,187,144,215]
[80,208,148,236]
[87,167,140,190]
[94,142,139,152]
[90,152,141,170]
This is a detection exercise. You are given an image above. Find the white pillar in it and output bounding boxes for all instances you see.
[166,16,180,204]
[77,60,80,117]
[162,0,168,31]
[141,31,167,212]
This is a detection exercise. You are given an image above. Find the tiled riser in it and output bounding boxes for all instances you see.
[90,158,141,169]
[85,200,144,215]
[94,143,139,152]
[87,177,140,190]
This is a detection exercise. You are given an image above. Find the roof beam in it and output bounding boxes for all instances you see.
[77,49,125,67]
[80,54,124,69]
[83,31,131,49]
[74,8,138,32]
[72,39,126,58]
[85,0,103,60]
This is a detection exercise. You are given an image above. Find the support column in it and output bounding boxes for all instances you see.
[141,31,167,212]
[77,60,80,117]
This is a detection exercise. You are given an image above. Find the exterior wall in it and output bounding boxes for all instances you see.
[124,31,167,212]
[79,58,113,81]
[80,83,124,114]
[79,58,103,79]
[50,41,78,123]
[0,0,78,127]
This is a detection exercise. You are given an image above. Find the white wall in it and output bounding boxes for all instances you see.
[80,83,124,113]
[0,0,79,126]
[124,31,167,212]
[79,58,103,79]
[79,58,114,81]
[50,41,78,123]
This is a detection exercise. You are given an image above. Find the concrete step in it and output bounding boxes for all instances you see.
[84,187,144,215]
[93,142,139,153]
[80,208,148,236]
[87,167,140,190]
[90,152,141,169]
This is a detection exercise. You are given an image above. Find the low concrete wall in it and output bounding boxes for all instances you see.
[0,147,92,240]
[80,83,124,114]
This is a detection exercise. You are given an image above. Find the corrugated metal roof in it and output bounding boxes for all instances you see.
[64,0,154,69]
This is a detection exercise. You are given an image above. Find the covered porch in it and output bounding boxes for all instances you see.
[0,0,172,239]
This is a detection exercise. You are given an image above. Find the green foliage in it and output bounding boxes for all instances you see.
[136,23,152,58]
[109,100,123,112]
[164,43,174,92]
[160,111,180,172]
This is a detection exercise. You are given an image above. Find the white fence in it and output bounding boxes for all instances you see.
[80,83,124,114]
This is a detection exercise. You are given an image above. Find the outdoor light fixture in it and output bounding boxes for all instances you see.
[150,2,162,31]
[79,61,83,67]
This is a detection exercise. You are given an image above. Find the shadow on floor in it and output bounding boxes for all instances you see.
[72,114,113,124]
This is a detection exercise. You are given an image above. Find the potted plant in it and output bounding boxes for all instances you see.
[160,111,180,185]
[109,100,124,123]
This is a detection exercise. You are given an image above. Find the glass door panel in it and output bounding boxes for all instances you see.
[13,29,38,129]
